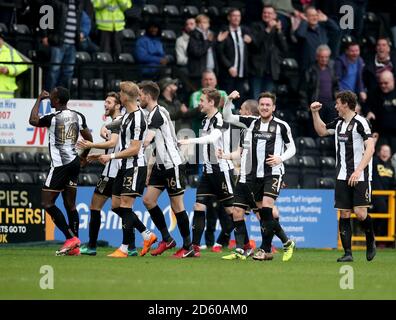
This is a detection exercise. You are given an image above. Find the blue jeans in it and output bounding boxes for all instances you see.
[46,44,76,91]
[249,75,275,99]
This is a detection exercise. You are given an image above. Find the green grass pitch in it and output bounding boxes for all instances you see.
[0,246,395,299]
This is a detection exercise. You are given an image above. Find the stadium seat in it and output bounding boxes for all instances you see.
[0,172,11,184]
[92,52,113,63]
[116,53,135,64]
[316,177,336,189]
[320,156,336,178]
[299,156,321,189]
[143,4,161,16]
[35,152,51,171]
[78,173,99,186]
[187,174,200,188]
[33,172,48,184]
[89,78,105,100]
[163,5,180,17]
[283,156,300,188]
[296,137,319,156]
[10,24,34,56]
[107,79,122,91]
[11,152,38,172]
[11,172,34,184]
[182,6,199,17]
[0,152,14,171]
[75,51,92,63]
[120,28,136,53]
[204,6,220,18]
[0,23,8,35]
[316,136,335,156]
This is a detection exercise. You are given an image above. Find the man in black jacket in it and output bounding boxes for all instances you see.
[187,14,216,90]
[248,4,288,99]
[216,8,251,109]
[300,44,338,123]
[42,0,82,91]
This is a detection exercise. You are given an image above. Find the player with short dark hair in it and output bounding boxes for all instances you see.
[77,92,136,256]
[222,91,296,261]
[311,90,376,262]
[98,81,157,258]
[139,81,195,258]
[179,88,236,257]
[29,87,93,256]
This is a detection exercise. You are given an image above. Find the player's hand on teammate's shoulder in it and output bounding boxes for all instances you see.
[228,90,240,100]
[310,101,322,112]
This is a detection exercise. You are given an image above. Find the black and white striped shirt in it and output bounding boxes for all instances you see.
[38,109,87,167]
[237,116,295,180]
[326,114,372,181]
[119,108,147,170]
[102,115,123,178]
[201,112,234,173]
[64,0,77,45]
[147,105,184,169]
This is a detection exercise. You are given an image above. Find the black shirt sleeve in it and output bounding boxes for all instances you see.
[148,109,164,130]
[37,114,54,127]
[238,116,256,128]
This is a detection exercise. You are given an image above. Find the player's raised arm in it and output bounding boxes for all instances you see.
[223,91,242,125]
[29,90,50,126]
[310,101,331,137]
[178,128,222,145]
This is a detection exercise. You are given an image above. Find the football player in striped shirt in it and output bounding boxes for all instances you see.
[29,87,93,256]
[77,92,137,256]
[98,82,157,258]
[139,81,195,258]
[222,91,296,261]
[311,90,376,262]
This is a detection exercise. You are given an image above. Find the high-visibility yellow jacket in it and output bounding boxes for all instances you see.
[93,0,132,32]
[0,44,29,99]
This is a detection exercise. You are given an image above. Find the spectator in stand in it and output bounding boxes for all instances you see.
[216,8,251,109]
[189,70,228,136]
[174,18,196,98]
[79,10,99,54]
[248,4,288,99]
[294,6,340,73]
[370,144,395,235]
[187,14,216,90]
[263,0,304,36]
[300,44,338,122]
[43,0,82,91]
[134,21,171,78]
[157,77,201,133]
[335,42,367,104]
[363,37,396,93]
[0,32,29,98]
[366,70,396,152]
[175,18,196,67]
[92,0,131,57]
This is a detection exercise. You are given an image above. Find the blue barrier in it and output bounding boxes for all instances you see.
[55,188,338,248]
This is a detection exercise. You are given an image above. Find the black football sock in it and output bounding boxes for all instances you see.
[273,218,289,244]
[66,209,79,238]
[339,217,352,255]
[130,210,147,233]
[148,205,171,242]
[176,210,191,249]
[216,214,234,246]
[129,228,136,250]
[88,209,101,248]
[46,205,74,239]
[259,207,274,253]
[360,214,375,242]
[234,220,248,250]
[119,207,134,246]
[192,210,205,246]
